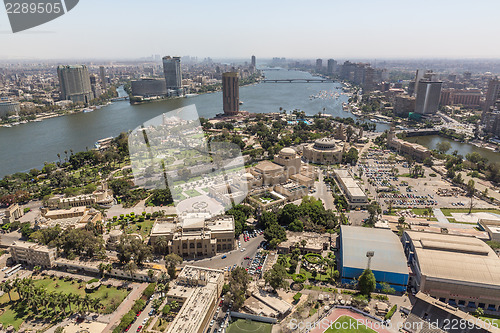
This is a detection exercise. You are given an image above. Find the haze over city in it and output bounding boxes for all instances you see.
[1,0,500,59]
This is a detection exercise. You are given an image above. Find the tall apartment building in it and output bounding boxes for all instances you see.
[99,66,107,90]
[162,56,182,93]
[483,78,500,113]
[222,72,239,116]
[327,59,337,75]
[57,65,93,103]
[415,81,442,115]
[251,55,256,67]
[315,59,323,73]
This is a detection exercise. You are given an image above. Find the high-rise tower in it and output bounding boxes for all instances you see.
[222,72,239,116]
[162,56,182,92]
[57,65,93,103]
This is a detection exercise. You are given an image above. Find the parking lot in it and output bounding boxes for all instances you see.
[358,149,496,211]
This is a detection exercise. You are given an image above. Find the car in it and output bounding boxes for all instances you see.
[221,255,227,259]
[244,256,250,260]
[137,326,143,332]
[210,320,215,327]
[136,311,142,317]
[125,324,132,332]
[240,248,244,252]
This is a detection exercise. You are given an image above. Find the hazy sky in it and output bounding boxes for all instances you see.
[1,0,499,60]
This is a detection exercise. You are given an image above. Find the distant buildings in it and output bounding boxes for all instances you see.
[415,80,443,115]
[387,126,431,162]
[440,88,482,108]
[222,72,239,116]
[162,56,183,94]
[403,230,500,312]
[339,226,409,293]
[57,65,93,103]
[131,78,167,97]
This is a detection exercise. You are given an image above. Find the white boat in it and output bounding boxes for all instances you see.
[3,124,12,128]
[83,108,93,113]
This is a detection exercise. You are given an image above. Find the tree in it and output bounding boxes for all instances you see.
[264,264,289,292]
[467,179,476,214]
[423,157,433,167]
[165,253,183,279]
[436,141,452,154]
[398,216,405,229]
[227,267,250,310]
[367,201,381,225]
[342,147,359,165]
[162,304,171,316]
[358,269,376,296]
[380,282,395,295]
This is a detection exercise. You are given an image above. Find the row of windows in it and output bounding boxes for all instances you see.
[439,298,499,311]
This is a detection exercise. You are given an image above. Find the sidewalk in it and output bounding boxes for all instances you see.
[102,282,148,333]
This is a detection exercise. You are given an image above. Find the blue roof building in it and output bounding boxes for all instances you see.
[339,226,409,293]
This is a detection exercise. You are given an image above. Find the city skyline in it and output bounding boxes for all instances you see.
[1,0,500,59]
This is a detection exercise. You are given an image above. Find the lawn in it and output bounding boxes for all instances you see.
[33,276,129,314]
[441,208,500,217]
[480,316,500,328]
[126,220,154,238]
[324,316,377,333]
[226,319,272,333]
[185,189,202,198]
[300,268,332,282]
[410,208,434,216]
[0,293,26,331]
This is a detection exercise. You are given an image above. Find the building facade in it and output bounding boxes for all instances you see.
[387,127,431,162]
[415,80,443,115]
[403,230,500,312]
[303,137,345,165]
[0,100,20,117]
[162,56,182,92]
[222,72,239,116]
[131,78,167,97]
[10,241,57,268]
[57,65,93,103]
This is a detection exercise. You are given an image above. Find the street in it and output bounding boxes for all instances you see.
[188,234,264,270]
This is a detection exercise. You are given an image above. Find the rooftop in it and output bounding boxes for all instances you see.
[405,230,500,287]
[341,226,408,275]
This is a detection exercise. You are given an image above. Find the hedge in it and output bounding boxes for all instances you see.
[143,282,156,298]
[304,253,323,264]
[293,292,302,302]
[292,273,307,283]
[385,305,397,320]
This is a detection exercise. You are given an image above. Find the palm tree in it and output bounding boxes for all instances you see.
[170,300,179,311]
[1,281,13,302]
[92,297,102,312]
[98,263,106,278]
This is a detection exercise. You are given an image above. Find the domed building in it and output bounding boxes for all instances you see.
[303,137,346,165]
[274,147,301,178]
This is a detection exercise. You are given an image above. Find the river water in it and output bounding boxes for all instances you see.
[404,135,500,164]
[0,69,382,177]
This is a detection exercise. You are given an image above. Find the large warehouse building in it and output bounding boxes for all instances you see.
[402,230,500,312]
[339,226,409,293]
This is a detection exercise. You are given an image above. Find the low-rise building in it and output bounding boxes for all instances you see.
[166,266,224,333]
[150,213,235,258]
[479,219,500,242]
[333,169,368,208]
[303,137,345,165]
[339,226,409,293]
[2,203,23,223]
[403,230,500,312]
[276,232,331,254]
[387,126,431,162]
[10,241,56,268]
